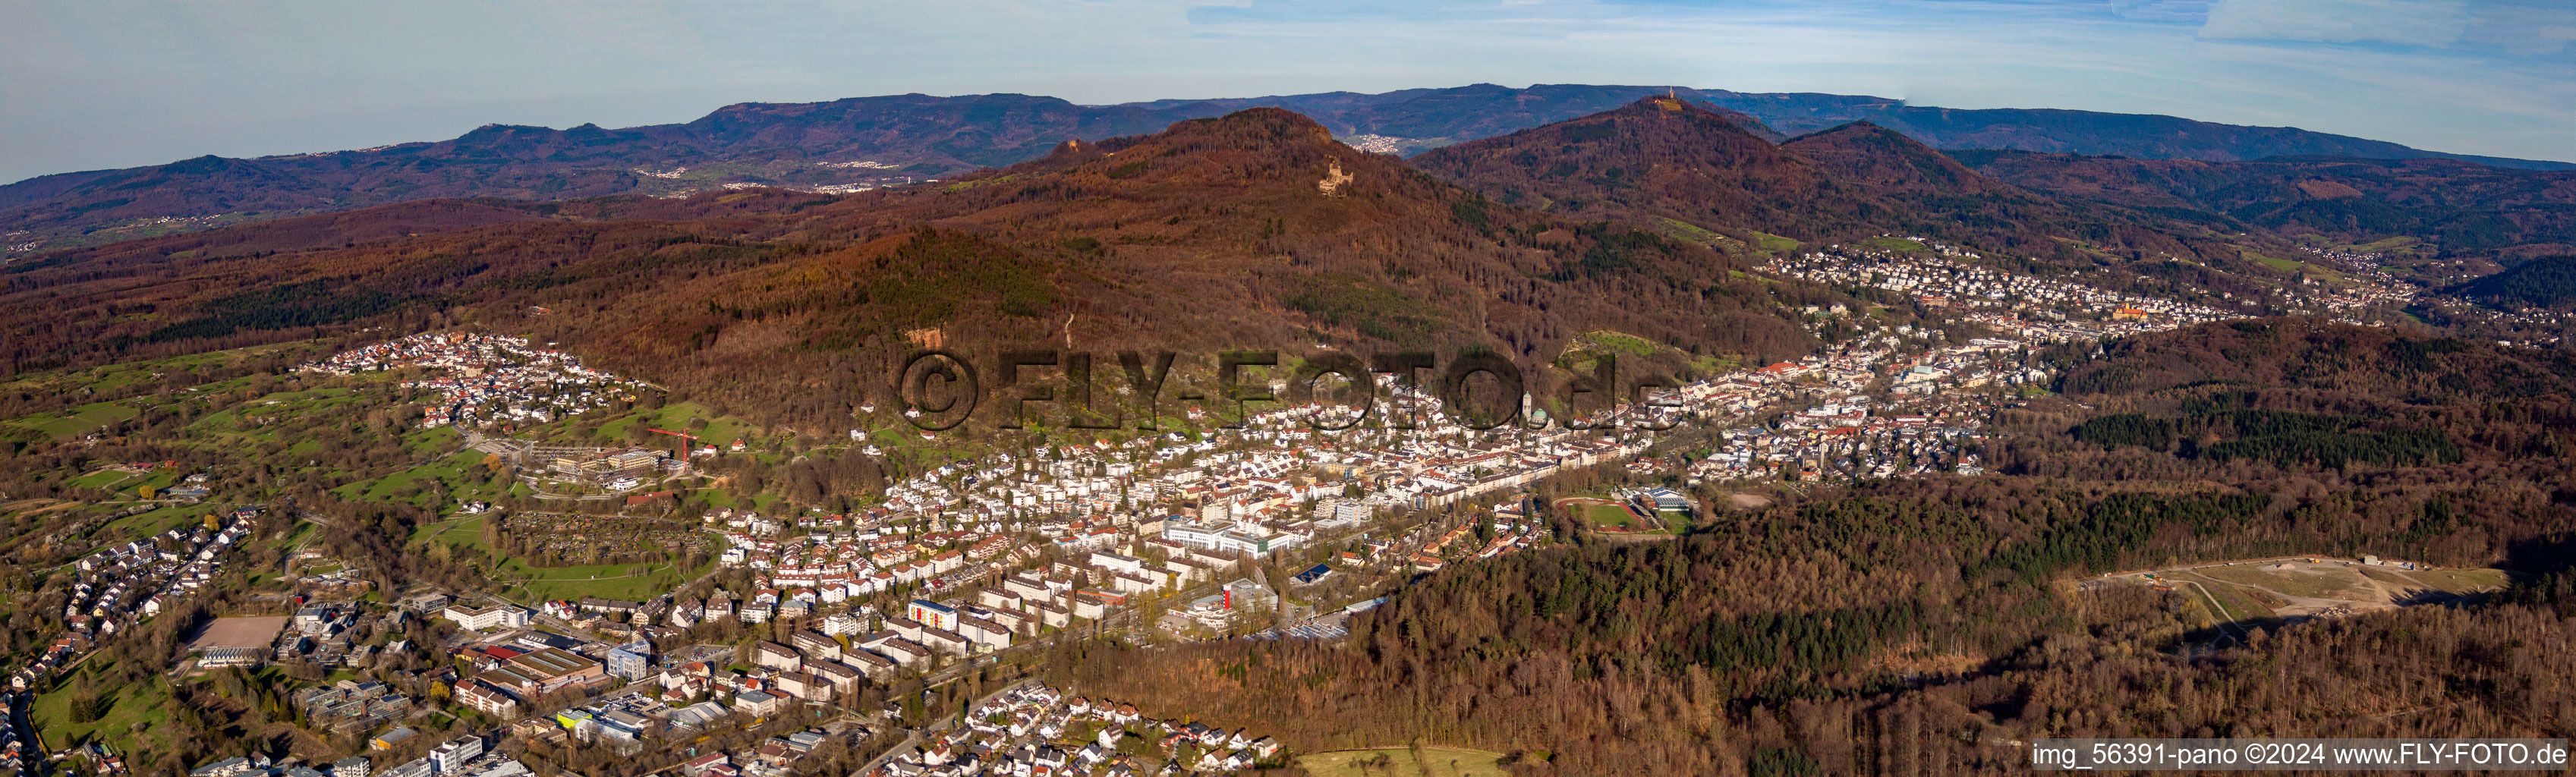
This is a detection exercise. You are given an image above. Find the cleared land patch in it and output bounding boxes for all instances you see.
[184,615,291,652]
[1300,746,1509,777]
[2121,558,2511,628]
[2195,564,2370,600]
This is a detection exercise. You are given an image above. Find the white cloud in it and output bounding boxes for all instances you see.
[2461,0,2576,55]
[2200,0,2470,46]
[2106,0,2210,24]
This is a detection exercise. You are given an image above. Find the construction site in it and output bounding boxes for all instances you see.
[2105,556,2518,628]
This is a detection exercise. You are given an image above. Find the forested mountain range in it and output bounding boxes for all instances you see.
[7,83,2569,256]
[1956,150,2576,269]
[11,96,2558,403]
[1,109,1849,422]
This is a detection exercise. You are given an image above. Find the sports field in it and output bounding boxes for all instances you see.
[1556,496,1667,533]
[185,615,291,651]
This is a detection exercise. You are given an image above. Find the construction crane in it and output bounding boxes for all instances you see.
[645,427,699,459]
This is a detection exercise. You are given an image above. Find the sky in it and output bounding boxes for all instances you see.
[2,0,2569,183]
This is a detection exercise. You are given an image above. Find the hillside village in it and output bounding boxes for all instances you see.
[300,334,658,429]
[1695,238,2408,483]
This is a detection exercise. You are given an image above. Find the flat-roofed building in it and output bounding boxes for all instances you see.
[733,689,785,717]
[789,630,842,662]
[198,646,266,669]
[775,671,833,702]
[471,646,602,699]
[439,604,527,631]
[751,640,801,672]
[430,736,483,774]
[808,660,861,694]
[842,650,899,678]
[905,599,958,631]
[955,615,1014,649]
[455,679,518,718]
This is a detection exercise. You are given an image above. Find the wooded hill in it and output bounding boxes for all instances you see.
[2444,254,2576,310]
[1416,99,2167,256]
[1413,98,2316,305]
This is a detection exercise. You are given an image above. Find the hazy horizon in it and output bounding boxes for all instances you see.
[5,0,2570,183]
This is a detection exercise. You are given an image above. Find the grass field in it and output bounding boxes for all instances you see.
[184,384,370,441]
[93,502,212,543]
[2194,565,2370,600]
[403,424,464,455]
[1657,218,1726,246]
[2242,251,2354,285]
[9,400,142,441]
[2247,252,2301,272]
[2168,571,2273,624]
[1751,231,1800,255]
[2398,568,2511,593]
[514,557,713,602]
[336,447,499,508]
[66,468,146,490]
[1859,236,1927,253]
[2351,236,2423,253]
[1300,746,1509,777]
[2367,567,2512,595]
[1688,354,1740,376]
[411,514,492,550]
[411,514,717,602]
[32,671,175,752]
[1570,330,1662,358]
[595,401,760,451]
[1581,504,1637,527]
[1561,498,1677,535]
[0,340,320,407]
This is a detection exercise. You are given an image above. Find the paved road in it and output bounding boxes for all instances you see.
[854,678,1039,777]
